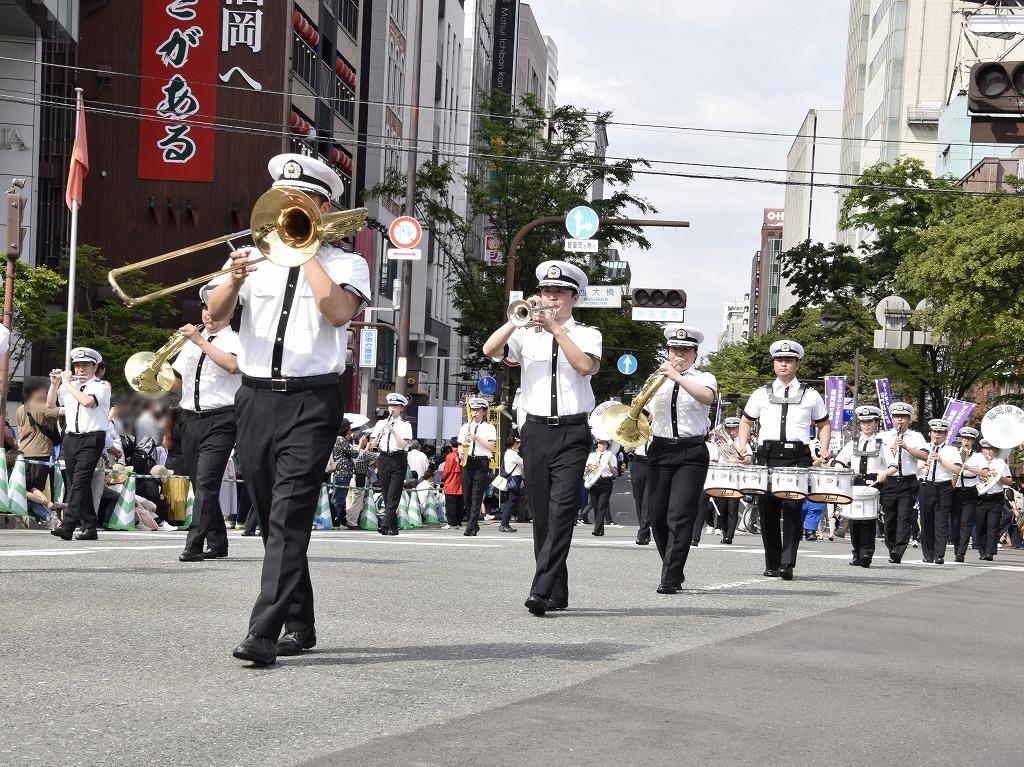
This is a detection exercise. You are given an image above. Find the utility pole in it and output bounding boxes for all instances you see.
[395,0,424,398]
[2,178,27,424]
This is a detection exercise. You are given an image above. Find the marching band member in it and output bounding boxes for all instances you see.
[458,398,497,536]
[915,418,963,565]
[950,426,979,562]
[172,303,242,562]
[712,416,748,544]
[370,393,413,536]
[736,340,830,581]
[834,405,889,568]
[586,438,618,537]
[879,402,928,563]
[204,153,370,665]
[48,348,110,541]
[644,325,716,592]
[627,441,652,545]
[483,260,602,616]
[961,438,1013,561]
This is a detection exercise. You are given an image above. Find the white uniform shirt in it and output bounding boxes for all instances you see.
[58,377,111,434]
[458,419,497,460]
[202,245,370,377]
[917,441,962,483]
[587,450,617,479]
[646,367,717,439]
[954,449,979,488]
[966,453,1011,495]
[742,378,828,444]
[370,418,413,454]
[880,429,927,477]
[503,449,524,477]
[406,449,429,480]
[498,317,602,417]
[835,435,889,478]
[172,328,242,412]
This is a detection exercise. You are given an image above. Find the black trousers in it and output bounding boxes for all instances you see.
[589,477,614,535]
[377,451,407,534]
[955,487,980,557]
[235,385,339,639]
[630,457,650,537]
[461,457,490,534]
[59,431,105,532]
[881,476,918,558]
[444,493,463,527]
[849,521,875,562]
[718,496,740,542]
[977,493,1004,558]
[759,454,810,571]
[181,408,236,555]
[521,418,590,602]
[647,439,710,585]
[918,481,952,561]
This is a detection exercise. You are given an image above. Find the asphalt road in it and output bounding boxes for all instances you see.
[2,518,1022,767]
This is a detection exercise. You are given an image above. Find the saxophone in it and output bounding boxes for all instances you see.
[952,443,972,487]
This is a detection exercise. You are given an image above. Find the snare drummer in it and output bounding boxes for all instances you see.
[736,340,830,581]
[834,405,889,568]
[916,418,964,565]
[879,402,928,564]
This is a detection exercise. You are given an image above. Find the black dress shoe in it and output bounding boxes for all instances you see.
[498,525,517,532]
[635,537,650,545]
[849,558,862,566]
[240,530,257,537]
[779,565,794,581]
[955,555,965,563]
[74,528,98,541]
[923,558,934,564]
[179,550,204,562]
[889,554,901,564]
[232,633,277,665]
[463,530,477,537]
[592,531,604,537]
[860,559,872,568]
[544,597,568,611]
[277,629,317,656]
[386,529,399,536]
[656,582,682,594]
[720,538,732,544]
[690,541,699,547]
[934,558,945,565]
[202,549,228,559]
[763,568,780,577]
[51,526,74,541]
[524,594,547,616]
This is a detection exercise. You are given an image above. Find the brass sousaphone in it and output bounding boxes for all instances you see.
[108,188,368,306]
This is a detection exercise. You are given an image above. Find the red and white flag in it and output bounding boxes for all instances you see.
[65,92,89,210]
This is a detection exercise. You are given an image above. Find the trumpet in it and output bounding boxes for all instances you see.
[108,188,368,307]
[508,299,555,332]
[124,324,205,397]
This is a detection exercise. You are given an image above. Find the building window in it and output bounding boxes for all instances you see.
[339,0,359,40]
[292,32,317,91]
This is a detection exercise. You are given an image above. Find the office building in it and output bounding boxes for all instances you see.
[748,209,785,336]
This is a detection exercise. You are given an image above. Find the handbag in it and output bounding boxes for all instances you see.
[490,474,508,492]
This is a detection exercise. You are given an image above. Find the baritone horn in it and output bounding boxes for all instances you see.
[600,370,667,448]
[108,187,368,307]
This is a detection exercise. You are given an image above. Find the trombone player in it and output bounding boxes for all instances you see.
[171,302,241,563]
[644,325,717,593]
[203,153,371,666]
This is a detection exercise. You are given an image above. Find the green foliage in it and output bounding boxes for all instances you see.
[779,240,865,305]
[59,244,176,390]
[6,259,67,372]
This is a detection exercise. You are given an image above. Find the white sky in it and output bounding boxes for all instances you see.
[526,0,849,350]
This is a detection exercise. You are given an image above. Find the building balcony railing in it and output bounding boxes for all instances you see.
[907,103,942,126]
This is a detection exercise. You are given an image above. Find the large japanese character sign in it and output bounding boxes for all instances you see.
[139,0,219,181]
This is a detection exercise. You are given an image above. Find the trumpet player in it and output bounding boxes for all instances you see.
[458,398,497,537]
[736,340,830,581]
[916,418,964,565]
[879,402,928,563]
[48,347,110,541]
[644,325,717,593]
[371,393,413,536]
[961,438,1012,561]
[172,302,241,563]
[204,153,371,665]
[483,260,601,616]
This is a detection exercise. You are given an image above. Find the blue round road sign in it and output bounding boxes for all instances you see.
[617,354,638,375]
[477,375,497,395]
[565,206,600,240]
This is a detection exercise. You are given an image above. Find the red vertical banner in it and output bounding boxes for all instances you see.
[138,0,219,181]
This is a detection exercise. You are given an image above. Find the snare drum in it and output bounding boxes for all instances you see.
[704,464,742,498]
[807,468,855,505]
[737,465,769,495]
[844,486,879,520]
[769,467,809,500]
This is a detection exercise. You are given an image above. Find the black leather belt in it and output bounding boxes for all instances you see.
[525,412,588,426]
[183,405,234,420]
[241,373,340,392]
[652,435,704,446]
[891,475,917,481]
[65,430,105,437]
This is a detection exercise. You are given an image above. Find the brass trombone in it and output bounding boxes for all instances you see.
[108,187,368,307]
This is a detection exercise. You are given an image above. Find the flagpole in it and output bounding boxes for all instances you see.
[64,87,83,369]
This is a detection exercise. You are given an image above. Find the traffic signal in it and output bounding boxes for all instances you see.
[968,61,1024,114]
[631,287,686,309]
[5,179,26,259]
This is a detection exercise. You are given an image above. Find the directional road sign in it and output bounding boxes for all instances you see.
[565,206,599,240]
[617,354,638,375]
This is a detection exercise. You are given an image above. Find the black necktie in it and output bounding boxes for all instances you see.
[75,384,85,432]
[194,334,216,412]
[930,444,939,482]
[470,423,478,456]
[670,383,680,438]
[779,385,790,442]
[550,336,559,416]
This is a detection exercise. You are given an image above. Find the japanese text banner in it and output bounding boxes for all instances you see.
[941,399,976,445]
[138,0,218,181]
[825,376,846,432]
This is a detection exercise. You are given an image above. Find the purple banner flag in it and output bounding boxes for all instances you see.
[825,376,846,432]
[941,399,976,444]
[875,379,894,430]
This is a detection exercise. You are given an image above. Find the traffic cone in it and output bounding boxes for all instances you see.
[313,483,332,529]
[180,482,195,530]
[107,475,137,530]
[6,455,27,517]
[422,488,439,526]
[0,447,9,513]
[52,465,64,506]
[397,490,411,529]
[406,488,423,528]
[358,491,378,530]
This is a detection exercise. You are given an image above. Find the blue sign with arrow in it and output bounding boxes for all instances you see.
[617,354,638,375]
[477,375,497,395]
[565,206,599,240]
